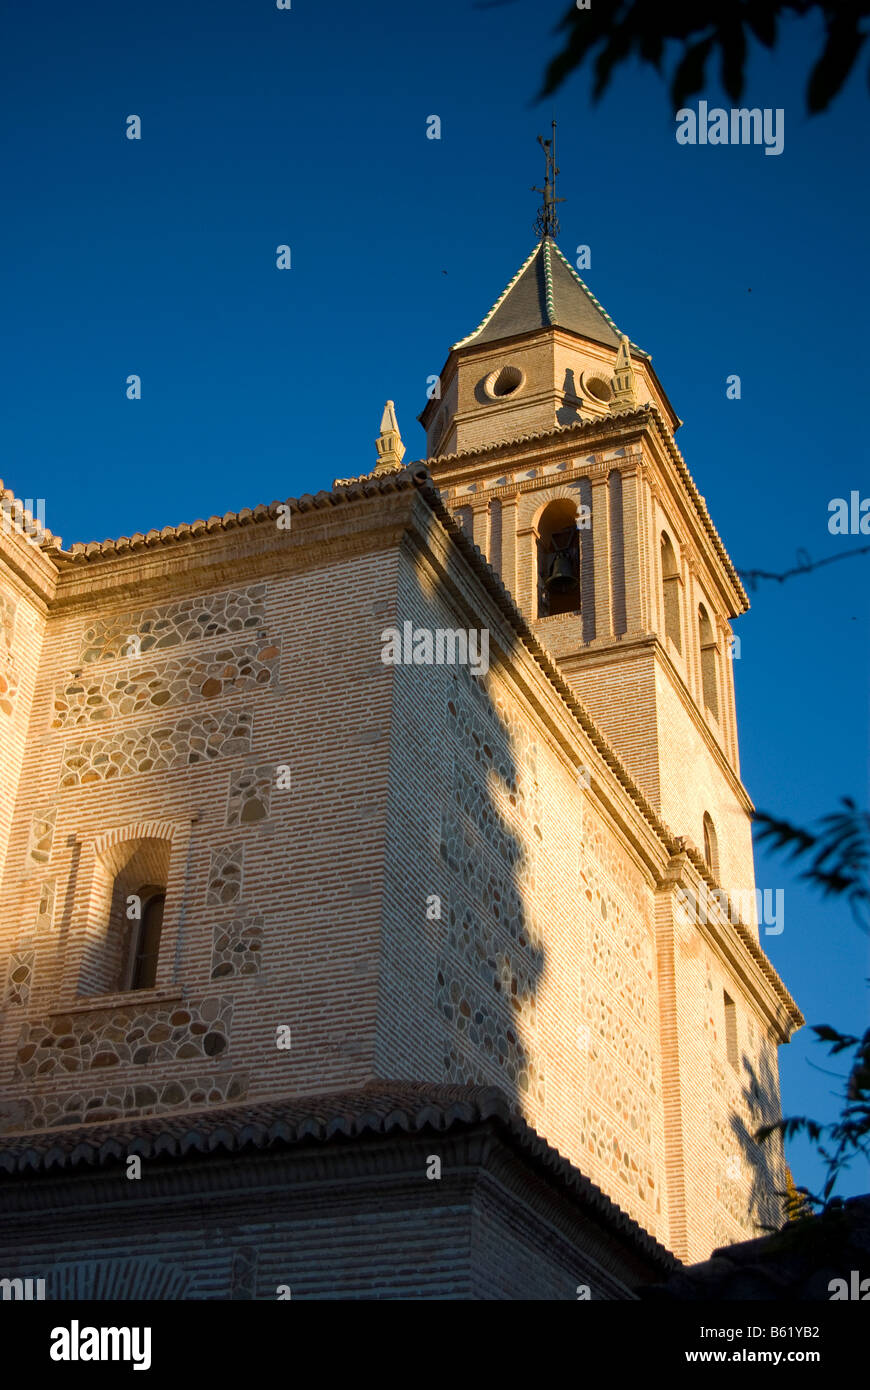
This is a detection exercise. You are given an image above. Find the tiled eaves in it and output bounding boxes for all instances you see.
[0,1080,679,1272]
[46,473,418,567]
[37,413,741,607]
[33,464,739,848]
[0,478,62,548]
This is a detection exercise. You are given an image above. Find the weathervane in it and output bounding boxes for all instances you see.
[532,120,564,240]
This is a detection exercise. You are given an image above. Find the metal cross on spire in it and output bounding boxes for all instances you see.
[532,120,565,240]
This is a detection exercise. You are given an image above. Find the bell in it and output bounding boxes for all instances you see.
[546,550,576,592]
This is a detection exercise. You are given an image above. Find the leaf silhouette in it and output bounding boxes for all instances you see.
[536,1,870,117]
[807,14,866,113]
[747,5,778,48]
[671,34,716,107]
[720,21,748,102]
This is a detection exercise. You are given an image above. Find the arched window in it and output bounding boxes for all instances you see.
[698,604,719,718]
[660,533,681,651]
[129,888,166,991]
[537,498,581,618]
[703,812,719,879]
[79,830,173,997]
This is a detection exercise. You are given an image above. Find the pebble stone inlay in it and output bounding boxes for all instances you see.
[207,845,244,905]
[36,878,56,931]
[51,641,280,730]
[0,1071,248,1133]
[211,911,263,979]
[27,808,57,865]
[0,592,14,650]
[708,1026,782,1238]
[438,668,545,1108]
[5,951,35,1007]
[14,997,233,1079]
[79,586,267,664]
[59,710,254,788]
[226,765,274,826]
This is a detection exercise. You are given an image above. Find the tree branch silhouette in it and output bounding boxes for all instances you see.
[753,799,870,1211]
[532,1,870,114]
[737,543,870,590]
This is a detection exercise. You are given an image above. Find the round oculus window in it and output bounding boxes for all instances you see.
[583,373,613,403]
[484,365,524,400]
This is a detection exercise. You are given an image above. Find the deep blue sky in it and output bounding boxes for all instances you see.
[2,1,867,1201]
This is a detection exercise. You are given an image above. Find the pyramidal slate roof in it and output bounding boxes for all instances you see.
[453,236,648,358]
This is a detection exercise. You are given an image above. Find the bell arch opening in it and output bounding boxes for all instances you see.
[537,498,581,619]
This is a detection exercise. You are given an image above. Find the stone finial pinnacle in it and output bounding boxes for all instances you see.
[610,335,638,411]
[374,400,406,472]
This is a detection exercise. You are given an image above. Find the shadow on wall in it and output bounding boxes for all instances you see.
[727,1044,787,1237]
[556,368,582,427]
[388,510,549,1124]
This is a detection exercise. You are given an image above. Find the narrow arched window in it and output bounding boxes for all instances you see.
[703,812,719,879]
[129,889,165,991]
[660,533,681,651]
[537,499,581,618]
[698,603,719,718]
[78,829,174,998]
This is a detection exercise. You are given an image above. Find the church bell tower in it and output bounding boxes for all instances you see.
[419,128,757,920]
